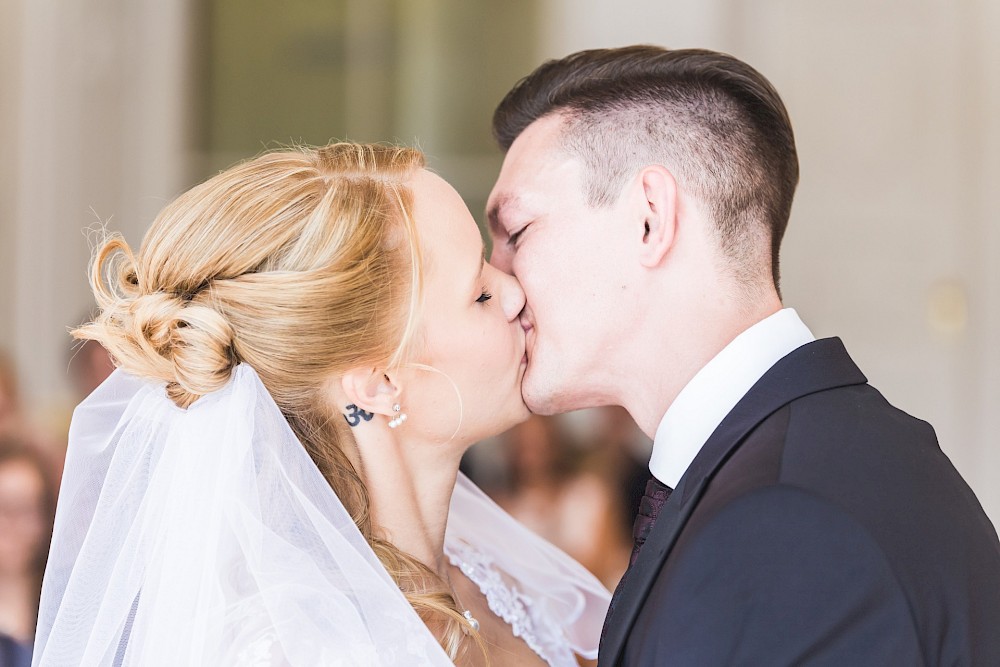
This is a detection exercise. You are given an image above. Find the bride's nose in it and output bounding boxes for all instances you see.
[497,270,526,322]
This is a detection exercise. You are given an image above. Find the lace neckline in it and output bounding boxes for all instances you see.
[444,540,578,667]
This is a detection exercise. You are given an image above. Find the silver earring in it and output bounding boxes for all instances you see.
[388,403,408,428]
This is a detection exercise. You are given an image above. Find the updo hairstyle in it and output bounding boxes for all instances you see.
[74,143,479,660]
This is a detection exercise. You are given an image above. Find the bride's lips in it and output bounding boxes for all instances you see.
[519,312,534,366]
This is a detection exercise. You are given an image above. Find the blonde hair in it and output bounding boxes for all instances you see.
[75,142,482,661]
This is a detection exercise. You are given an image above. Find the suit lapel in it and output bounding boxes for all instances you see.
[599,338,867,666]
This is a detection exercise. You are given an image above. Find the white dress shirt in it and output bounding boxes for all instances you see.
[648,308,816,488]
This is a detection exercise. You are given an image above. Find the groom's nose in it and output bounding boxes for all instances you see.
[497,270,526,321]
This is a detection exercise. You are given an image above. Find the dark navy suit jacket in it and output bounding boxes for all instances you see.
[599,338,1000,666]
[0,632,31,667]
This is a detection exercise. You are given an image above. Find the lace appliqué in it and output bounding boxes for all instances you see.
[445,541,578,667]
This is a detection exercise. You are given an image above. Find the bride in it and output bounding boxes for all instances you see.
[33,143,610,666]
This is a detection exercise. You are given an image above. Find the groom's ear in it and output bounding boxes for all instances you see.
[340,367,401,417]
[635,165,678,268]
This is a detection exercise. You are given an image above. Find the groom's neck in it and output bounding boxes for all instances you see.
[618,286,783,439]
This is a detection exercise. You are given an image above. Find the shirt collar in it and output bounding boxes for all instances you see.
[648,308,815,488]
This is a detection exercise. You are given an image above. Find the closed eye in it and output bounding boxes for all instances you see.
[507,225,528,247]
[476,291,493,303]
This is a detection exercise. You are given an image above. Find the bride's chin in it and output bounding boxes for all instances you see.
[458,394,531,446]
[492,398,533,438]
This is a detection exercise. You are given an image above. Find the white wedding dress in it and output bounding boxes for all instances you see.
[32,366,610,666]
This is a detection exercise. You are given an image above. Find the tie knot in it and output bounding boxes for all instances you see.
[630,476,673,566]
[638,477,671,520]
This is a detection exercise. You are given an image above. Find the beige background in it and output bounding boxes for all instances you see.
[1,0,997,526]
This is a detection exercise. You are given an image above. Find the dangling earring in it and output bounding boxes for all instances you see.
[388,403,408,429]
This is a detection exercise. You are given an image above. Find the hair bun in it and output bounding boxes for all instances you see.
[127,290,237,408]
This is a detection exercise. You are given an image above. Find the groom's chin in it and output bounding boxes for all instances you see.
[521,375,572,416]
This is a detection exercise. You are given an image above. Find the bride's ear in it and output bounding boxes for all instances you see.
[340,367,402,417]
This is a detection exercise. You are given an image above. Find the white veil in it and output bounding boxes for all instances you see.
[32,365,609,666]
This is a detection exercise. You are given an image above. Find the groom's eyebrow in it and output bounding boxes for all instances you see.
[487,194,515,234]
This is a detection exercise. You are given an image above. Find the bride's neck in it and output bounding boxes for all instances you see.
[350,425,464,579]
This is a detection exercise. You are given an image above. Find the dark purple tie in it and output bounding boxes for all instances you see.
[601,476,675,647]
[630,476,673,566]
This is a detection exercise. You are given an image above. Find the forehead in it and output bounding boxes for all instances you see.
[488,114,588,219]
[408,169,482,265]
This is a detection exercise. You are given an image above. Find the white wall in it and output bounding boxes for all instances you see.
[539,0,1000,527]
[973,0,1000,526]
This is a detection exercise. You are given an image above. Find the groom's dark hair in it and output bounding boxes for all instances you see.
[492,45,798,291]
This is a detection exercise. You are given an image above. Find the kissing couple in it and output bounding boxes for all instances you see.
[33,46,1000,666]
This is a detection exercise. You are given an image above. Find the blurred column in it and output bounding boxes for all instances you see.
[199,0,355,171]
[538,0,732,59]
[6,0,196,423]
[0,1,24,352]
[393,0,541,222]
[343,0,396,141]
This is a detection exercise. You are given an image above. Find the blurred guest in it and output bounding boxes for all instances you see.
[0,350,61,462]
[0,351,23,436]
[0,434,58,663]
[39,331,118,449]
[0,629,32,667]
[493,415,631,589]
[581,407,652,536]
[68,338,115,400]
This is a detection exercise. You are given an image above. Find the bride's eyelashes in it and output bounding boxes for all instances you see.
[476,289,493,304]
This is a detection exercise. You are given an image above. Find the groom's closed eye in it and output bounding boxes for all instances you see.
[506,225,527,247]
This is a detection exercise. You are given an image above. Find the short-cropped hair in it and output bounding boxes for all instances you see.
[492,46,799,290]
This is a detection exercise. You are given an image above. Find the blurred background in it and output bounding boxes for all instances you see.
[1,0,998,655]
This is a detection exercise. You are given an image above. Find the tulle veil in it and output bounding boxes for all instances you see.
[32,365,610,666]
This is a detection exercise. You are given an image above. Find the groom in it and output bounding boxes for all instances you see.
[487,46,1000,665]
